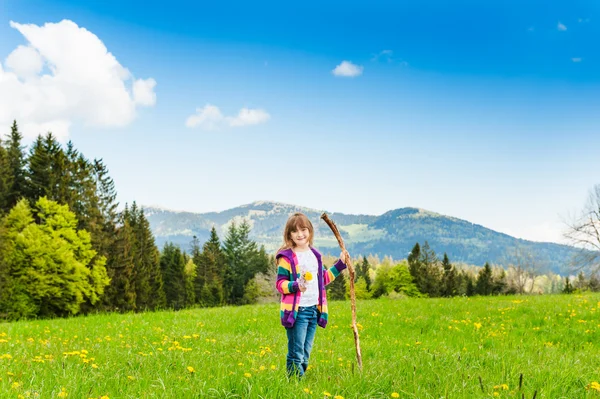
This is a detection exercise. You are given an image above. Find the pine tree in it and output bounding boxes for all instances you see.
[356,256,372,291]
[195,228,226,306]
[161,242,186,309]
[328,272,346,300]
[475,262,494,295]
[103,205,137,311]
[407,243,423,292]
[222,220,269,305]
[134,208,165,310]
[419,241,442,297]
[492,269,507,295]
[441,253,458,297]
[563,277,574,294]
[464,272,476,296]
[0,141,9,213]
[5,121,27,210]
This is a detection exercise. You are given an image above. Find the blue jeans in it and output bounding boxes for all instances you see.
[285,305,318,377]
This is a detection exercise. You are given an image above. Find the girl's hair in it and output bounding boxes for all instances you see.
[277,212,315,253]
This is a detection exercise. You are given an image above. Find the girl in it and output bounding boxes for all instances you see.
[275,212,349,378]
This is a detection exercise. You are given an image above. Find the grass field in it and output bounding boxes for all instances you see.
[1,293,600,398]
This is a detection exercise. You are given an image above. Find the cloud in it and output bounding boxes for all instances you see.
[572,57,582,63]
[185,104,270,130]
[371,49,394,62]
[332,60,363,77]
[0,19,156,141]
[557,22,567,31]
[229,108,270,126]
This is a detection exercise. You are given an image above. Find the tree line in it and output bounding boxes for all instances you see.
[0,121,270,320]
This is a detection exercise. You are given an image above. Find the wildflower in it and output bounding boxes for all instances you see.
[334,396,344,399]
[324,393,332,397]
[57,387,68,398]
[587,382,600,392]
[474,323,482,329]
[92,364,99,369]
[187,366,195,373]
[391,393,400,398]
[127,376,135,381]
[303,388,310,393]
[270,365,276,370]
[244,373,251,378]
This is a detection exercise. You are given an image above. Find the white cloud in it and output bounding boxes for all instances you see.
[0,19,156,140]
[557,22,567,31]
[371,50,394,62]
[230,108,270,126]
[185,104,270,130]
[572,57,582,63]
[332,60,363,77]
[133,78,157,106]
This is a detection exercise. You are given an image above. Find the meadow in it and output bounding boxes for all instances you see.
[1,293,600,399]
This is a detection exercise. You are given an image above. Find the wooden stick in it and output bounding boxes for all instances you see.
[321,212,363,371]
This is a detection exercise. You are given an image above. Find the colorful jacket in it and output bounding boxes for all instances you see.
[275,247,347,328]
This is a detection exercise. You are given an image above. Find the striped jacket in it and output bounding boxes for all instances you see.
[275,247,347,328]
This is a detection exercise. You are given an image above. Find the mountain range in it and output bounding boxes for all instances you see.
[144,201,581,275]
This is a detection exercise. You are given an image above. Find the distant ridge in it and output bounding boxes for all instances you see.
[144,201,580,274]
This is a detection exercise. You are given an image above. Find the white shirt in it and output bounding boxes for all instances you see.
[296,249,319,307]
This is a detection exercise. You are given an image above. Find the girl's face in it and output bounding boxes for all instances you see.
[290,227,310,248]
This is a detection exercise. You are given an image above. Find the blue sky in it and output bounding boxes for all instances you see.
[0,0,598,244]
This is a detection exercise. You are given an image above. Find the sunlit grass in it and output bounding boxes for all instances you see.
[1,293,599,398]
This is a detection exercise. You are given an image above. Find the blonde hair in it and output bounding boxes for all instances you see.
[277,212,314,253]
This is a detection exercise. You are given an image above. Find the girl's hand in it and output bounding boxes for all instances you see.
[340,250,350,264]
[298,282,307,292]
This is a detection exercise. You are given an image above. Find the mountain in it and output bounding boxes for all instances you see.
[144,201,581,274]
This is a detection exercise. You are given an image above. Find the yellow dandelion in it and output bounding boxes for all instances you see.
[305,271,313,281]
[303,388,310,393]
[324,392,332,397]
[391,393,400,398]
[474,322,482,329]
[334,396,344,399]
[244,372,251,378]
[127,376,135,381]
[100,396,109,399]
[187,366,195,373]
[91,364,98,369]
[270,365,276,370]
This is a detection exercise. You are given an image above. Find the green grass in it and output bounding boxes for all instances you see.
[1,294,600,398]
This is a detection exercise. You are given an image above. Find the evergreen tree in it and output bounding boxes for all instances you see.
[492,269,507,295]
[419,241,442,297]
[563,277,574,294]
[356,256,372,291]
[160,243,186,309]
[475,262,494,295]
[0,141,9,213]
[328,272,346,300]
[464,272,476,296]
[5,121,27,210]
[222,221,269,304]
[134,207,165,310]
[103,205,137,311]
[441,253,458,297]
[408,243,423,292]
[194,228,226,306]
